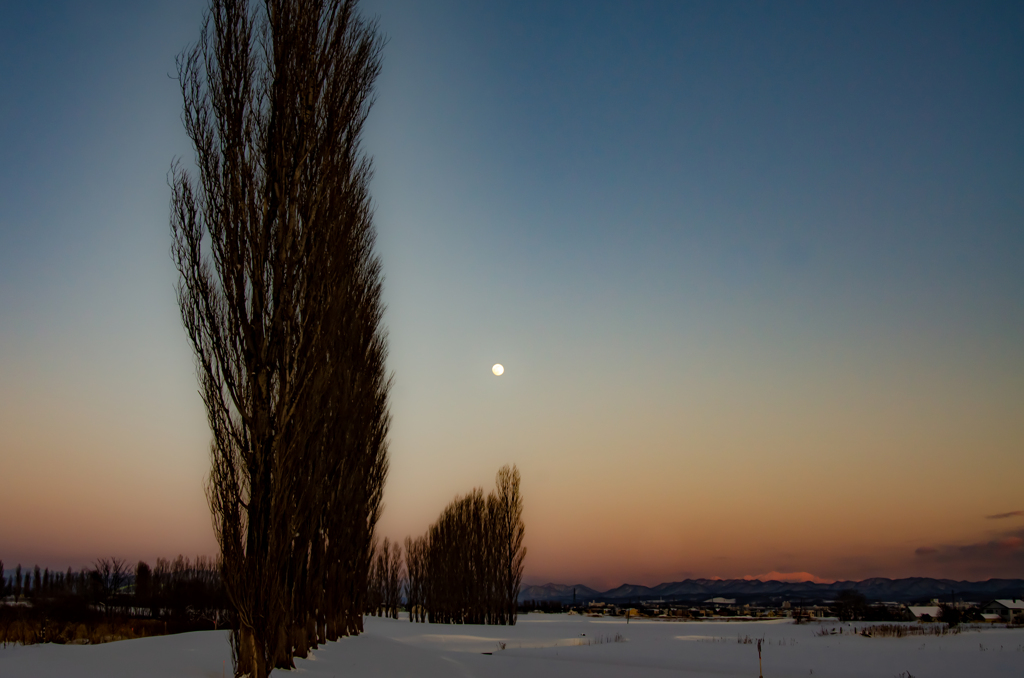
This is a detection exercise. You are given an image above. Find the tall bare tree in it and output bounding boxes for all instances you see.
[367,537,402,619]
[403,535,428,622]
[171,1,388,675]
[493,465,525,624]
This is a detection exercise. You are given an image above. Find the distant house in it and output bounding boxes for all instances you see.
[704,597,736,605]
[906,605,942,621]
[981,599,1024,623]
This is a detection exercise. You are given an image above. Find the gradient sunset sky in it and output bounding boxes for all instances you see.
[1,1,1022,588]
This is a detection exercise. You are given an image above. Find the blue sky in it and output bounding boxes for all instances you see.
[1,1,1022,585]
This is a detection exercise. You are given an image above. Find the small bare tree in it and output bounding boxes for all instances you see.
[91,558,130,613]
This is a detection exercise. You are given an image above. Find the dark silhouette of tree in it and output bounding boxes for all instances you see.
[14,564,22,602]
[835,590,868,622]
[404,536,427,622]
[135,561,153,616]
[171,1,388,675]
[383,539,403,619]
[939,604,962,628]
[90,558,130,614]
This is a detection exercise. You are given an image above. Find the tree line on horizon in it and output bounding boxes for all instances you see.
[0,556,224,617]
[0,555,227,645]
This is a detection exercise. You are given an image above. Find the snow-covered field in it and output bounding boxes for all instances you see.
[2,614,1022,677]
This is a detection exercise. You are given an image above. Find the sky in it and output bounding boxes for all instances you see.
[0,0,1022,589]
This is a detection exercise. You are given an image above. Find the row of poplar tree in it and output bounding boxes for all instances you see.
[0,562,83,602]
[367,465,526,626]
[170,1,390,676]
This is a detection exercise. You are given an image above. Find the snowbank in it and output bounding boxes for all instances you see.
[2,614,1022,677]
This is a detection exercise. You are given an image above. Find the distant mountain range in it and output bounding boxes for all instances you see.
[519,578,1024,604]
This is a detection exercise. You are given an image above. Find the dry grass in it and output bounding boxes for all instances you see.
[855,624,960,638]
[576,633,626,646]
[0,617,169,646]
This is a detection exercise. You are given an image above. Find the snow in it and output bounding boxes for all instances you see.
[907,605,942,619]
[2,614,1023,677]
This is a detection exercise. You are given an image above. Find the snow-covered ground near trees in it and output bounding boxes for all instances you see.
[2,613,1022,677]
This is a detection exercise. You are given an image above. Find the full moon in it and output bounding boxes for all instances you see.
[492,364,504,376]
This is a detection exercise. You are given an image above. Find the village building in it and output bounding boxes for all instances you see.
[980,599,1024,623]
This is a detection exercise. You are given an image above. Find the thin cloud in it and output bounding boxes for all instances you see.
[915,529,1024,566]
[986,510,1024,520]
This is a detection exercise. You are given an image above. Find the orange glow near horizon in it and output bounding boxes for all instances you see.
[3,323,1023,589]
[2,335,1022,587]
